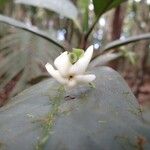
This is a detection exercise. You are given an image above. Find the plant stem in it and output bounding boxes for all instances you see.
[83,0,114,47]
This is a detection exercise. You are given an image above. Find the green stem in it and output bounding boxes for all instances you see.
[84,0,114,44]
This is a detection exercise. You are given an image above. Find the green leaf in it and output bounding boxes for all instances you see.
[91,33,150,66]
[93,0,126,17]
[15,0,78,21]
[0,0,8,6]
[89,52,122,67]
[85,0,126,39]
[0,67,150,149]
[102,33,150,52]
[0,15,65,51]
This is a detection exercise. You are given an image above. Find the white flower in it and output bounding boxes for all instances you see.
[45,45,96,87]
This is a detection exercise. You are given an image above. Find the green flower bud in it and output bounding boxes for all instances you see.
[69,52,78,64]
[72,48,84,59]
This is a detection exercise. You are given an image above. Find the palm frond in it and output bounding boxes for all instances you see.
[0,24,63,97]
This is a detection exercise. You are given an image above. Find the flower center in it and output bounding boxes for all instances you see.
[69,75,73,80]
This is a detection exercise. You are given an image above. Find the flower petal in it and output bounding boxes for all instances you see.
[69,45,93,75]
[68,79,77,87]
[75,74,96,83]
[45,63,68,84]
[54,51,71,77]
